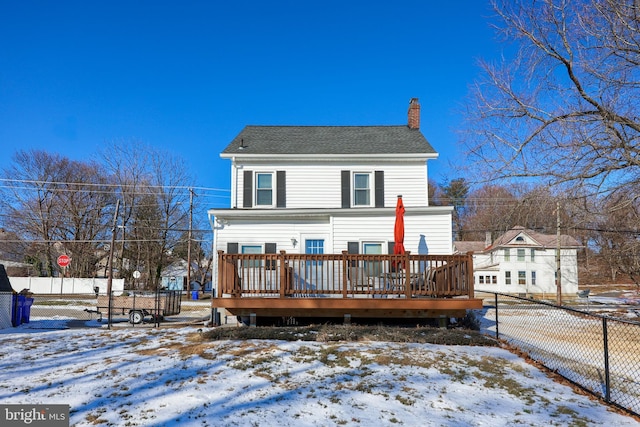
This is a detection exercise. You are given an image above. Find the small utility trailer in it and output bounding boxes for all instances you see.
[95,291,182,324]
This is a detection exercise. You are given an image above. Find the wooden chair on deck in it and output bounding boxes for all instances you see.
[349,266,375,291]
[411,268,436,294]
[220,261,241,295]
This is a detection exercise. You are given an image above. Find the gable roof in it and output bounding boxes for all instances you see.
[221,125,436,156]
[453,241,487,254]
[454,225,582,254]
[491,225,581,249]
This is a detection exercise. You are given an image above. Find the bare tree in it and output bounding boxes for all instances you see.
[1,150,112,277]
[440,178,470,240]
[595,190,640,285]
[463,0,640,197]
[51,160,114,277]
[99,141,192,289]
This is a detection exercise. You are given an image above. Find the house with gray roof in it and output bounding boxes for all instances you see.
[454,226,582,296]
[208,98,455,294]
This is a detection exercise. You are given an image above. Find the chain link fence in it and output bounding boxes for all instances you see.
[477,291,640,417]
[2,291,213,330]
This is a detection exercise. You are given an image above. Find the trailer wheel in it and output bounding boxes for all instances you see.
[129,310,144,325]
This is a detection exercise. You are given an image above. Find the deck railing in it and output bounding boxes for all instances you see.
[217,250,474,299]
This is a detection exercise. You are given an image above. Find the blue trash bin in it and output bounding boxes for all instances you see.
[21,297,34,323]
[191,290,199,300]
[11,295,25,327]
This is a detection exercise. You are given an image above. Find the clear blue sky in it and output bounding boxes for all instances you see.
[0,1,501,208]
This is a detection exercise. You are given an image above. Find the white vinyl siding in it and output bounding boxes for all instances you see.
[332,210,453,255]
[235,161,428,209]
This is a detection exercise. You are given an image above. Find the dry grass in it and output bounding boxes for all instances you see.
[199,323,498,346]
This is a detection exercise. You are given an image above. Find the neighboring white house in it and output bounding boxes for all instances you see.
[208,98,454,293]
[454,226,582,296]
[161,259,189,291]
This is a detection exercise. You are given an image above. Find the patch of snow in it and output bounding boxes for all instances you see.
[0,321,636,426]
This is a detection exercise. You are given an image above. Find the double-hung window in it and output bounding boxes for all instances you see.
[504,249,510,262]
[255,173,273,206]
[517,249,525,261]
[353,172,371,206]
[518,271,526,285]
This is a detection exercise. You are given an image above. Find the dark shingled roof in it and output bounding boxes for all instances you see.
[222,126,436,155]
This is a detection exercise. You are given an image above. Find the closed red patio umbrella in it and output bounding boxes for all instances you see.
[393,195,405,270]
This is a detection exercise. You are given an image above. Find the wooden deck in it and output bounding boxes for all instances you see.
[212,251,482,323]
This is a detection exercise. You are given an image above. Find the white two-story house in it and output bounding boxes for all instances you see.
[454,226,581,296]
[208,99,455,291]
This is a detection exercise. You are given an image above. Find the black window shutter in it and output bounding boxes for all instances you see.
[276,171,286,208]
[227,242,238,254]
[341,170,350,208]
[243,170,253,208]
[375,170,384,208]
[347,241,359,267]
[265,242,277,269]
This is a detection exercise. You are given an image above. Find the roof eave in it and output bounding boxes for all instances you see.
[221,153,439,160]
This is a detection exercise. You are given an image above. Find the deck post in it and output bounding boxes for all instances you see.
[341,251,349,298]
[438,316,447,328]
[404,251,412,299]
[344,313,351,325]
[279,250,287,298]
[467,251,474,298]
[250,313,256,327]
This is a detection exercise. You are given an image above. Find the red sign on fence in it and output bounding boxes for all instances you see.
[57,255,70,268]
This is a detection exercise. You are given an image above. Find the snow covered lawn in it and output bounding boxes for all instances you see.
[0,323,637,426]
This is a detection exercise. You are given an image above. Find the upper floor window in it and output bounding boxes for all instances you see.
[353,172,372,206]
[531,249,535,262]
[517,248,525,261]
[504,249,510,262]
[256,173,273,206]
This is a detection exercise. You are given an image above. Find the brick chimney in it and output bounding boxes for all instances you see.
[408,98,420,129]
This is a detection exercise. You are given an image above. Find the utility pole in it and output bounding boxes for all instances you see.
[556,200,562,306]
[187,188,194,292]
[119,200,126,278]
[107,199,120,330]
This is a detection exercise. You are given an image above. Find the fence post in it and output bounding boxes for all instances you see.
[467,252,475,298]
[603,317,611,402]
[494,293,499,340]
